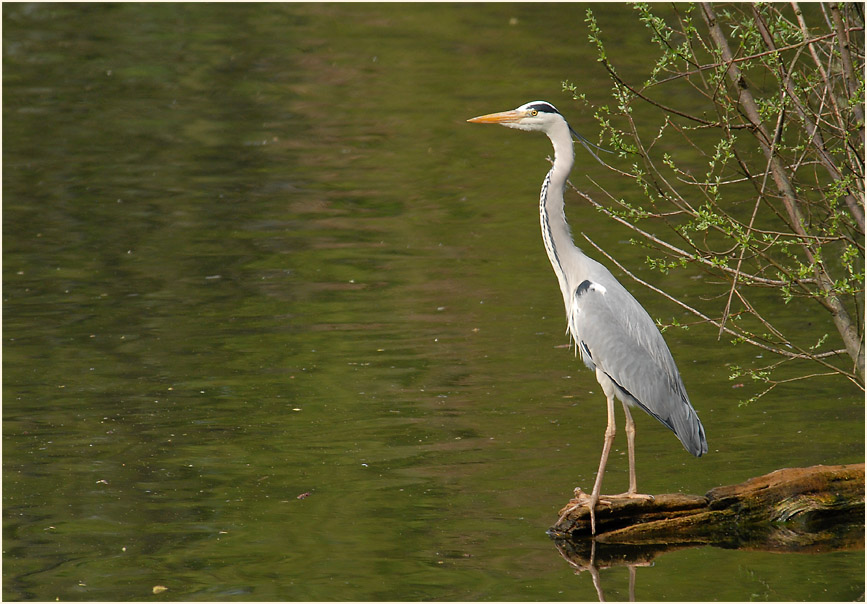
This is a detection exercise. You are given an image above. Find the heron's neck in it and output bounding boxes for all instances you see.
[539,124,580,312]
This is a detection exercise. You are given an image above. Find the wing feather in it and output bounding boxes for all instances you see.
[569,278,707,456]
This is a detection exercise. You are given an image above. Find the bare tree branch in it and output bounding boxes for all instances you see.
[577,3,864,389]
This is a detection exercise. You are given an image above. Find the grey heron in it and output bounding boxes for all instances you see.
[468,101,707,534]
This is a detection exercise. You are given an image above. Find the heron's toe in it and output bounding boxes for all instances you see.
[621,492,654,501]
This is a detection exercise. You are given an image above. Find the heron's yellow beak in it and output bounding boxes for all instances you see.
[467,109,523,124]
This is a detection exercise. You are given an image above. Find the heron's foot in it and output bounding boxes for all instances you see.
[557,488,614,534]
[567,487,616,504]
[557,488,592,524]
[609,491,654,502]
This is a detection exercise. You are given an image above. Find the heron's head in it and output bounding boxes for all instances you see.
[467,101,565,133]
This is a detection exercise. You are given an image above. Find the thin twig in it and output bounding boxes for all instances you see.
[651,26,864,87]
[571,181,812,287]
[579,233,859,383]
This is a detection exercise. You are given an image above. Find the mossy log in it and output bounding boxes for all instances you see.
[550,463,864,554]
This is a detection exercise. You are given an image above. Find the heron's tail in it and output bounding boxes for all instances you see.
[630,393,707,457]
[670,400,707,457]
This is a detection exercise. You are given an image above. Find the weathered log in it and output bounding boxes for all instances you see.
[550,463,864,554]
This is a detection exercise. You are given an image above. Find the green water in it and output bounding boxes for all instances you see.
[3,3,863,601]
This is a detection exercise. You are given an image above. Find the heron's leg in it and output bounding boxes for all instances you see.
[623,401,638,494]
[556,387,618,532]
[614,402,653,501]
[586,387,617,534]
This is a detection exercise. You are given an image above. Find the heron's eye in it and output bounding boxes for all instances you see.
[529,109,538,116]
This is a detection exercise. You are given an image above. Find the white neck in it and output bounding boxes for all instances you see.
[538,120,580,313]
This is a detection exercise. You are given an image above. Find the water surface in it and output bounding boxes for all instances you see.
[4,4,863,601]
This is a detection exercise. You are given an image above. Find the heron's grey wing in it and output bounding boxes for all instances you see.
[569,280,707,456]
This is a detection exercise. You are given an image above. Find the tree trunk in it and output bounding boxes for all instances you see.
[551,463,864,553]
